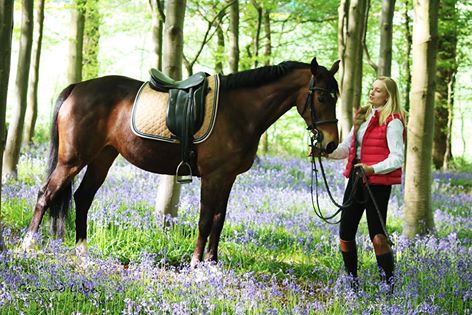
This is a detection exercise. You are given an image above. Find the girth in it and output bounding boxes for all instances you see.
[149,70,209,184]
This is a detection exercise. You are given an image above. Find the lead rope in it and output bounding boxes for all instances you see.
[309,136,394,246]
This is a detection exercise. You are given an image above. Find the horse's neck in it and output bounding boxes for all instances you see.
[247,71,308,134]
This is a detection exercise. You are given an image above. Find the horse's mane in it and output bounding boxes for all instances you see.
[220,61,310,90]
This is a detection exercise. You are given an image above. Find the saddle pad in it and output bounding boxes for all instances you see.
[131,75,220,143]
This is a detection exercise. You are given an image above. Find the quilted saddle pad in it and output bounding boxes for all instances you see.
[130,75,219,143]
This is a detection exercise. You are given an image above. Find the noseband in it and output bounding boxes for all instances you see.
[301,75,338,144]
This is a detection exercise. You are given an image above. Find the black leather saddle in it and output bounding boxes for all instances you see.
[149,69,209,184]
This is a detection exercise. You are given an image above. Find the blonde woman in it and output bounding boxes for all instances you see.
[328,77,407,290]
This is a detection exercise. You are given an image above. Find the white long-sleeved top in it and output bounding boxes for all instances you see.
[328,108,405,174]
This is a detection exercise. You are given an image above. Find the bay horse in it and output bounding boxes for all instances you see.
[22,57,340,267]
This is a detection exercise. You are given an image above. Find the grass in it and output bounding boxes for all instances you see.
[0,146,470,314]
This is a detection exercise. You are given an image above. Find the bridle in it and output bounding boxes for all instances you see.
[301,75,338,147]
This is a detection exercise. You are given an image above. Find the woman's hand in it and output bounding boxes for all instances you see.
[354,163,375,176]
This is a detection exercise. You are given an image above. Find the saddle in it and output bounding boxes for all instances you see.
[149,69,209,184]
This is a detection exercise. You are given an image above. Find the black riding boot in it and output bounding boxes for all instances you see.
[373,234,395,293]
[340,239,358,290]
[376,251,394,285]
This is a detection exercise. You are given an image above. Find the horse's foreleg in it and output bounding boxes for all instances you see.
[22,163,81,250]
[191,175,235,267]
[74,147,118,255]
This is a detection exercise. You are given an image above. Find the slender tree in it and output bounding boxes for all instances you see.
[227,0,239,73]
[3,0,34,178]
[155,0,186,223]
[377,0,395,76]
[403,0,439,237]
[82,0,101,80]
[259,8,271,154]
[23,0,45,145]
[67,0,85,84]
[402,0,412,111]
[337,0,368,139]
[214,11,225,74]
[149,0,165,70]
[432,0,458,170]
[0,0,15,251]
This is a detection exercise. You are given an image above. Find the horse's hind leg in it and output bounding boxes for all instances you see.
[74,147,118,255]
[22,162,83,250]
[191,174,235,267]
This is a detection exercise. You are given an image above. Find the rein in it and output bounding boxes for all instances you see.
[302,75,393,246]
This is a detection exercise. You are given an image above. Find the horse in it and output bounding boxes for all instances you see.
[22,57,340,267]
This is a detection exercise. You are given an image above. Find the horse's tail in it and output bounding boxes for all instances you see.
[48,84,75,237]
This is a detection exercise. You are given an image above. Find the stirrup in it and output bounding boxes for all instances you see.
[176,161,192,184]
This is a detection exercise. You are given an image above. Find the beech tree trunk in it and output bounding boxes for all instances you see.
[227,0,239,73]
[67,0,85,84]
[82,0,101,80]
[155,0,186,223]
[338,0,367,139]
[378,0,395,76]
[403,0,439,238]
[23,0,45,145]
[260,9,271,154]
[0,0,15,251]
[402,0,412,111]
[3,0,34,178]
[214,11,225,74]
[149,0,165,70]
[432,0,457,170]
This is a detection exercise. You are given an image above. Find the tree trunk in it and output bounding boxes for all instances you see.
[227,0,239,73]
[432,0,457,170]
[82,0,101,80]
[0,0,15,251]
[3,0,34,178]
[338,0,367,139]
[377,0,395,76]
[67,0,85,84]
[149,0,165,70]
[403,0,439,238]
[402,0,412,111]
[260,9,271,155]
[155,0,186,223]
[251,0,262,68]
[23,0,45,145]
[214,12,225,74]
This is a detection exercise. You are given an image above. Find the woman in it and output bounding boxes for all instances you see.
[328,77,406,289]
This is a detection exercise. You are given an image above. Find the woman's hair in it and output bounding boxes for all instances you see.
[353,76,407,130]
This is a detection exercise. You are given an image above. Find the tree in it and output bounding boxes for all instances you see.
[259,7,272,154]
[227,0,239,73]
[155,0,186,224]
[3,0,34,178]
[67,0,85,84]
[23,0,45,145]
[0,0,15,251]
[432,0,458,170]
[403,0,439,238]
[82,0,101,80]
[338,0,368,139]
[377,0,395,76]
[149,0,165,70]
[214,10,225,74]
[401,0,412,111]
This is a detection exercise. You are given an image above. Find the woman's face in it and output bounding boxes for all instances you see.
[369,80,389,108]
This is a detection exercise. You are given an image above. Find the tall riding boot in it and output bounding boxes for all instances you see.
[372,234,395,292]
[340,239,358,289]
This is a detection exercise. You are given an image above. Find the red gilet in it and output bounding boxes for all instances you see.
[343,110,404,185]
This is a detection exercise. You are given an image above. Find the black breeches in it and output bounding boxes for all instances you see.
[339,175,392,241]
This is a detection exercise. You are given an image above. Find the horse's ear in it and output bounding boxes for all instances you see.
[310,57,319,75]
[330,60,340,75]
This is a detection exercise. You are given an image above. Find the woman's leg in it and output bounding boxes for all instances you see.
[339,177,366,279]
[365,185,394,285]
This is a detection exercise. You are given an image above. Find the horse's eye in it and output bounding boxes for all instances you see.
[318,95,327,103]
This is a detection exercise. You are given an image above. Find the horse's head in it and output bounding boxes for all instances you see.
[296,57,340,154]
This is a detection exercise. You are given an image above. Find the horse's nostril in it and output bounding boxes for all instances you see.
[326,142,338,154]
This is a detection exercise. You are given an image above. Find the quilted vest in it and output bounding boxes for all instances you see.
[343,110,404,185]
